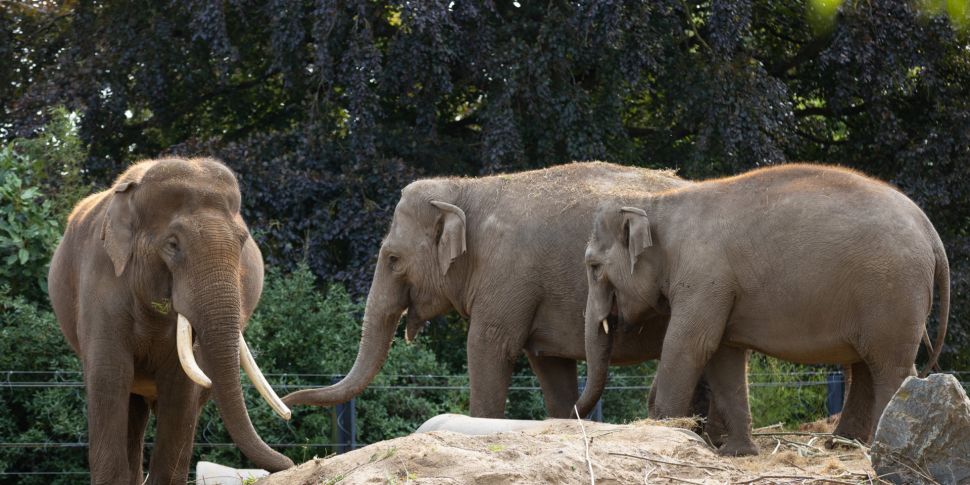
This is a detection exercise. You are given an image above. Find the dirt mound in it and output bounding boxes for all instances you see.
[258,419,875,484]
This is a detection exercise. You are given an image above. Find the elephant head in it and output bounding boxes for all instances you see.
[104,159,292,471]
[283,179,466,407]
[575,204,662,416]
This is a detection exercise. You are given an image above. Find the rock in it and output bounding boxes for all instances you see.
[871,374,970,484]
[415,413,548,435]
[195,461,269,485]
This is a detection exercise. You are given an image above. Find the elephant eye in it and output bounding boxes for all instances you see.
[589,263,603,279]
[387,254,401,270]
[166,237,179,252]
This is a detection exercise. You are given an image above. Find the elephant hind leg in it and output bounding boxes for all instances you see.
[528,355,578,418]
[703,346,757,456]
[868,363,917,439]
[833,362,874,442]
[127,395,151,484]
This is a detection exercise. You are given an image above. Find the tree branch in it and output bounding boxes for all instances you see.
[794,128,848,146]
[625,125,694,140]
[767,29,835,77]
[794,103,866,118]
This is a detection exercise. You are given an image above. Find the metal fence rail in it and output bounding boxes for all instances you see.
[1,370,967,479]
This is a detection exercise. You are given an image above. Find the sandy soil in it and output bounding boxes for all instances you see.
[258,417,877,484]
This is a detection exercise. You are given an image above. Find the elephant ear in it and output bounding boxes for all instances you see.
[430,200,466,275]
[100,181,137,277]
[620,206,652,274]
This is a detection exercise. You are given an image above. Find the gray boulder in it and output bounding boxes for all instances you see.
[871,373,970,484]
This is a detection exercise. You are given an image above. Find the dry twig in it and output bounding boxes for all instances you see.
[662,475,707,485]
[574,404,595,485]
[734,474,859,484]
[607,451,730,472]
[754,422,785,431]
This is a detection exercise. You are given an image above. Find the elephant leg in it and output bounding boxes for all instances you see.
[147,365,204,485]
[833,362,874,442]
[651,299,731,420]
[83,347,135,484]
[654,369,724,444]
[467,323,520,418]
[868,362,916,440]
[703,346,757,456]
[528,354,578,418]
[695,369,729,446]
[127,395,151,484]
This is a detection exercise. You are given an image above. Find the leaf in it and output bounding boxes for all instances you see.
[18,248,29,265]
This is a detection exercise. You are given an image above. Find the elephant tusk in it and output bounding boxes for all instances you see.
[176,314,213,389]
[602,319,609,334]
[239,335,292,420]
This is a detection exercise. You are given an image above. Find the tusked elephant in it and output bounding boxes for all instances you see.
[576,163,949,456]
[283,162,715,419]
[48,158,294,484]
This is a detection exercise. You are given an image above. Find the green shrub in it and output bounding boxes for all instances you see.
[0,289,86,484]
[0,107,87,300]
[748,353,828,428]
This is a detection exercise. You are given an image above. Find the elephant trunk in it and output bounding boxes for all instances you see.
[282,263,404,407]
[195,270,294,472]
[574,287,615,418]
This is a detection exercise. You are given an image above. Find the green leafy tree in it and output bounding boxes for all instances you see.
[2,5,966,365]
[0,107,87,299]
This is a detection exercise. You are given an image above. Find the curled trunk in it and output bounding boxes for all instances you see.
[282,260,406,407]
[195,272,293,472]
[281,295,401,407]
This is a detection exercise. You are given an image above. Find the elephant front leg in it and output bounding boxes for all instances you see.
[527,354,578,418]
[467,324,520,418]
[83,352,135,485]
[651,298,731,420]
[703,346,757,456]
[147,360,206,485]
[127,395,151,484]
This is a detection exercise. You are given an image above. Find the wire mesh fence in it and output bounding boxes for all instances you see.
[1,369,967,480]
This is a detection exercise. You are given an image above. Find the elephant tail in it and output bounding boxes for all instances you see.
[919,234,949,377]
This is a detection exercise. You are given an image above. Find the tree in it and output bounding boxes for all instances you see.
[1,0,966,364]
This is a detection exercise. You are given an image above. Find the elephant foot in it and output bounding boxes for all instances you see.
[717,438,759,457]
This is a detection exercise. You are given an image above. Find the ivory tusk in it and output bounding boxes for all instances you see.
[176,314,213,389]
[602,319,609,334]
[239,335,292,420]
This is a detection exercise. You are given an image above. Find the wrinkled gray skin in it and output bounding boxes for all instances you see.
[576,164,949,456]
[48,158,293,484]
[283,162,711,419]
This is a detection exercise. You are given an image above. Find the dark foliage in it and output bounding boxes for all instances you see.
[1,0,967,366]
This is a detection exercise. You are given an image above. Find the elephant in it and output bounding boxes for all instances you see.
[283,161,718,420]
[575,163,949,456]
[48,158,294,484]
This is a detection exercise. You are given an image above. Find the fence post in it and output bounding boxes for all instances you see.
[331,376,356,453]
[578,377,603,422]
[826,370,844,416]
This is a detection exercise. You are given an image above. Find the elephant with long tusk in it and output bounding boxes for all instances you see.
[176,315,291,420]
[48,158,294,485]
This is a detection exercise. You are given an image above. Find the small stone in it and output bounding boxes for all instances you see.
[870,374,970,484]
